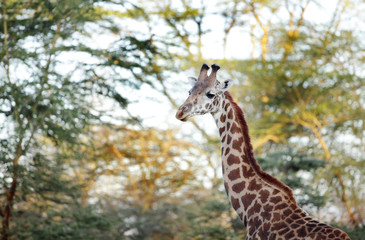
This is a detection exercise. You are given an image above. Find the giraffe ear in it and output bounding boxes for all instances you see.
[188,77,198,86]
[220,79,233,92]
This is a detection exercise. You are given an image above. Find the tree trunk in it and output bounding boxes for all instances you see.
[1,140,22,240]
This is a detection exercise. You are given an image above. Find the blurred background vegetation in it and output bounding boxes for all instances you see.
[0,0,364,239]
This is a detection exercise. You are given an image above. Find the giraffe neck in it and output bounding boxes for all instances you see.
[211,92,296,226]
[209,92,351,239]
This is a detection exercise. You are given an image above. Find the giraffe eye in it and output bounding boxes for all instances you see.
[188,89,192,95]
[206,92,215,99]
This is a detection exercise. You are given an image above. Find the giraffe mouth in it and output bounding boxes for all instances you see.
[176,109,190,122]
[180,116,189,122]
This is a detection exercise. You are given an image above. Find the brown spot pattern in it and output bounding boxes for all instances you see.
[278,226,290,235]
[227,154,240,165]
[228,167,240,181]
[225,102,229,111]
[232,137,243,151]
[227,122,231,131]
[224,147,230,156]
[259,190,270,203]
[258,223,270,239]
[291,223,300,229]
[285,230,295,239]
[232,181,245,193]
[242,165,255,178]
[283,209,292,216]
[220,113,226,123]
[228,108,233,119]
[261,206,272,221]
[227,135,232,145]
[297,226,307,237]
[274,203,288,210]
[231,196,240,210]
[247,200,261,216]
[213,98,218,105]
[290,214,300,220]
[296,219,306,225]
[231,122,240,134]
[242,193,255,210]
[243,216,247,227]
[248,179,262,191]
[272,213,281,222]
[248,217,262,236]
[269,233,277,240]
[270,196,282,204]
[219,126,225,135]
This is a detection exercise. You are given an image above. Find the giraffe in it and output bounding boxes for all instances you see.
[176,63,351,240]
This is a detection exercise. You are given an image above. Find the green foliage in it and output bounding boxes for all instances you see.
[13,206,114,240]
[175,189,246,240]
[258,148,327,211]
[1,0,364,238]
[110,205,179,240]
[0,0,166,238]
[338,225,365,240]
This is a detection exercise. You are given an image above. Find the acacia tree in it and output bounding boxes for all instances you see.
[70,126,203,211]
[0,0,165,238]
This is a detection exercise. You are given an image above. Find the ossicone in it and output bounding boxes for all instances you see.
[198,63,210,81]
[211,64,220,72]
[207,63,220,83]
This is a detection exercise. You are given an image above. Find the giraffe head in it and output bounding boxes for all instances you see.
[176,63,233,121]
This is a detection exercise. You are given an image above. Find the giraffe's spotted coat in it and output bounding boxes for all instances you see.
[213,93,351,240]
[176,64,351,240]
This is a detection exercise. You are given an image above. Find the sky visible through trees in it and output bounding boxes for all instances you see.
[1,0,364,239]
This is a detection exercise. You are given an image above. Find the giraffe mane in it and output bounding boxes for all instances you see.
[224,91,297,204]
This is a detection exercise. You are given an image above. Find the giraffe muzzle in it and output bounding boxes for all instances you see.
[176,103,192,121]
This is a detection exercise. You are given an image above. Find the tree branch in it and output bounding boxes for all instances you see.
[294,114,358,225]
[2,0,10,83]
[247,2,267,61]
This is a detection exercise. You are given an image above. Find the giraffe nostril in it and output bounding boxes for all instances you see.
[179,104,192,113]
[184,104,192,112]
[176,103,192,120]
